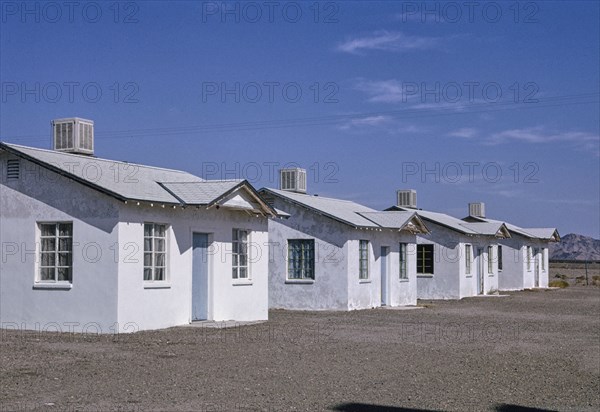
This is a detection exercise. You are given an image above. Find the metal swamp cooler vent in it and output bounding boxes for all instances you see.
[280,168,307,194]
[397,190,417,209]
[52,118,94,155]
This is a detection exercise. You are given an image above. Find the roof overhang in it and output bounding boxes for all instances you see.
[0,142,132,203]
[207,181,277,217]
[400,214,430,234]
[259,187,365,228]
[496,223,512,239]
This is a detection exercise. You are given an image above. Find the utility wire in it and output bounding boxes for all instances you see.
[2,92,598,142]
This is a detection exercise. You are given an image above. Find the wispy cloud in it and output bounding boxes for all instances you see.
[338,115,392,130]
[337,115,428,135]
[448,128,478,139]
[337,30,439,54]
[487,127,598,145]
[354,79,418,103]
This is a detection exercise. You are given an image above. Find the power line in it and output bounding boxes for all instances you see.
[2,92,598,142]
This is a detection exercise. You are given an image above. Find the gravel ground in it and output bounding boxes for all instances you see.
[1,287,598,412]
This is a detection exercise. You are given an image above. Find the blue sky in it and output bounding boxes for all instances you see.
[1,1,598,237]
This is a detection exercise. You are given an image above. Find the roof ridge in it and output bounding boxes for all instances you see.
[268,187,377,207]
[2,143,199,177]
[161,179,243,184]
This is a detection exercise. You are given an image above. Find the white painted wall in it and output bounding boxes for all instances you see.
[416,222,498,300]
[0,154,120,333]
[267,196,418,310]
[497,236,550,290]
[497,237,527,290]
[116,203,269,332]
[0,152,270,333]
[267,200,349,310]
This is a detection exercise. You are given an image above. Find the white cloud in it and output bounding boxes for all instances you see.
[337,115,428,135]
[337,30,439,54]
[487,127,599,150]
[448,128,478,139]
[338,115,392,130]
[354,79,417,103]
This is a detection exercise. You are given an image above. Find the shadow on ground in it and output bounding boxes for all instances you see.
[332,403,557,412]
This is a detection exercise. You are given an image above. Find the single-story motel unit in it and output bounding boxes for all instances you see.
[0,118,560,333]
[0,118,276,333]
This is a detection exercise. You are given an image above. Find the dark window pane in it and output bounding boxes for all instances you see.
[41,253,55,267]
[57,267,71,282]
[41,238,56,252]
[58,223,72,236]
[58,253,71,266]
[155,253,165,267]
[40,267,54,281]
[41,224,55,237]
[59,238,72,252]
[144,252,152,267]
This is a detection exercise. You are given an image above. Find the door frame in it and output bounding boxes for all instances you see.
[191,232,212,322]
[380,246,390,306]
[534,248,540,287]
[477,247,485,295]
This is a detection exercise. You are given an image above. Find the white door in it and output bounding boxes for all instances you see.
[192,233,209,321]
[381,246,389,306]
[477,248,484,295]
[534,248,540,287]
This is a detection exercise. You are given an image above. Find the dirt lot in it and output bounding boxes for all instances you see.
[1,287,599,412]
[550,261,600,287]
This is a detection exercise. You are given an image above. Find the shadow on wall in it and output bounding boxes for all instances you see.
[332,403,558,412]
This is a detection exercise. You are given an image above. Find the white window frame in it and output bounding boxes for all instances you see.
[399,242,408,280]
[487,245,494,274]
[526,246,532,271]
[417,244,434,275]
[287,239,315,280]
[359,240,369,280]
[144,223,168,282]
[465,244,472,275]
[232,229,250,280]
[541,248,547,271]
[38,222,73,283]
[498,245,503,271]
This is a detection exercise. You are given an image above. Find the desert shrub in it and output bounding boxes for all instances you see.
[548,280,569,288]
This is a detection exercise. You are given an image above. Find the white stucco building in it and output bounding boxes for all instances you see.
[259,170,429,311]
[463,207,560,290]
[388,192,511,299]
[0,119,275,333]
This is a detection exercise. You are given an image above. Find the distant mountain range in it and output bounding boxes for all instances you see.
[550,233,600,261]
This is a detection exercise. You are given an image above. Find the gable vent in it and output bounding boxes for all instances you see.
[52,117,94,156]
[469,202,486,218]
[280,168,307,194]
[7,159,20,180]
[397,190,417,209]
